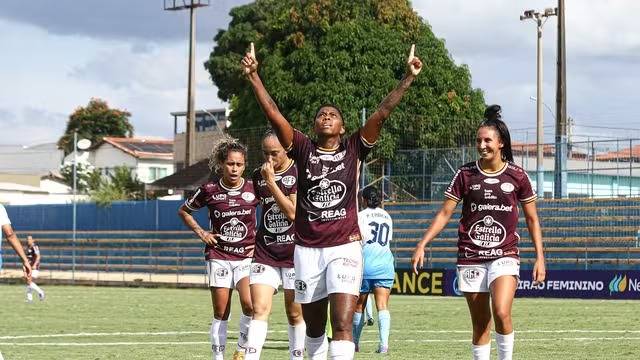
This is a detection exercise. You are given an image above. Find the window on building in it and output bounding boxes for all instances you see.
[149,167,168,181]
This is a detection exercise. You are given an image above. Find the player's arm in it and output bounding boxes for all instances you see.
[361,44,422,145]
[2,224,31,278]
[411,198,457,274]
[243,42,294,149]
[177,205,218,246]
[522,200,545,284]
[261,161,296,221]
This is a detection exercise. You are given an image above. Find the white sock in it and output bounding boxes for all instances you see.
[244,319,268,360]
[210,319,228,360]
[306,335,328,360]
[237,314,252,352]
[288,322,306,360]
[26,286,33,300]
[496,332,514,360]
[472,343,491,360]
[329,340,355,360]
[30,282,44,296]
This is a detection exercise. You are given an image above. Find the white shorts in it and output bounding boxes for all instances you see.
[206,258,251,289]
[249,263,296,292]
[293,242,362,304]
[457,257,520,293]
[31,270,40,279]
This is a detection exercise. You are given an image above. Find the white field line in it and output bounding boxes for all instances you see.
[2,329,640,340]
[3,338,640,346]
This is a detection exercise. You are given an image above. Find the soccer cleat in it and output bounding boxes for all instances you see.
[232,350,245,360]
[375,346,389,354]
[355,344,359,353]
[366,317,375,326]
[38,293,46,301]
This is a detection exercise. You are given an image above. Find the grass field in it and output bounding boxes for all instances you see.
[1,285,639,359]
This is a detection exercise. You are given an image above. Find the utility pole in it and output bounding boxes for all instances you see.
[164,0,209,168]
[554,0,568,199]
[520,7,557,199]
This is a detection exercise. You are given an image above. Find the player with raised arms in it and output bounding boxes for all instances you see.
[244,130,305,359]
[178,135,258,360]
[242,42,421,359]
[352,187,394,353]
[411,105,546,360]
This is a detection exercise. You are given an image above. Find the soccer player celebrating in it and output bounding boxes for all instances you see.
[25,235,45,302]
[243,42,421,359]
[411,105,546,360]
[353,187,394,354]
[244,130,305,359]
[178,136,258,360]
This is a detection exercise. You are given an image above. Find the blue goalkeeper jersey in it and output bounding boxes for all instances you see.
[358,207,395,279]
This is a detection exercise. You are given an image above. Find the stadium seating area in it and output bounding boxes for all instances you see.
[1,198,639,275]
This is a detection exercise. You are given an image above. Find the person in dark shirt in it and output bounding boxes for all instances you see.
[243,42,422,360]
[244,130,304,360]
[178,136,258,360]
[412,105,546,360]
[25,235,45,302]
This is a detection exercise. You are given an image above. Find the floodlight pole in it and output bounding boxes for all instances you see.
[554,0,568,199]
[521,8,557,199]
[165,0,210,168]
[72,131,77,281]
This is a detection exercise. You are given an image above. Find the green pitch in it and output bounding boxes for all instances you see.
[1,285,639,359]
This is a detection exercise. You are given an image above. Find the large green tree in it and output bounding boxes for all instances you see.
[58,98,134,155]
[205,0,486,158]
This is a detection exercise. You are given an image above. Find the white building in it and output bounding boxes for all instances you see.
[66,137,175,184]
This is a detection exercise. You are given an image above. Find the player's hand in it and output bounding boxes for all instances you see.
[406,44,422,77]
[260,160,276,184]
[22,261,32,281]
[241,42,258,76]
[200,232,220,246]
[532,257,546,285]
[411,245,426,275]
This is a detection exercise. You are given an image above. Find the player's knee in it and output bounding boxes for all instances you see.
[493,307,512,325]
[251,301,269,318]
[285,305,303,324]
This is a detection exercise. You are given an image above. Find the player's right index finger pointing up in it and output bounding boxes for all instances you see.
[408,44,415,61]
[250,42,255,58]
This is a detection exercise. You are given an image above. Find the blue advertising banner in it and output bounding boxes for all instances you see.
[441,269,640,299]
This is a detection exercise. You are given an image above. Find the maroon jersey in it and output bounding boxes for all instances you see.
[444,161,536,265]
[185,178,259,261]
[287,129,373,248]
[27,244,40,269]
[251,160,298,267]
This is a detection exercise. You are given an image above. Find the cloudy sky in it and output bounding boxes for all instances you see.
[0,0,639,147]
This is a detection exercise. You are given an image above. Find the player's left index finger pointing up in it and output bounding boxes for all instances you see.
[250,42,255,58]
[408,44,415,61]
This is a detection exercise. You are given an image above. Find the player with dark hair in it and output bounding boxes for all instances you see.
[244,130,305,359]
[243,42,421,359]
[178,135,258,360]
[353,187,394,354]
[412,105,546,360]
[25,235,45,302]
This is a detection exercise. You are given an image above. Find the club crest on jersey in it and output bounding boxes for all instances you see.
[241,192,256,202]
[215,268,229,278]
[263,204,293,233]
[219,217,248,242]
[307,179,346,209]
[500,182,515,193]
[468,215,506,248]
[294,280,307,293]
[252,264,266,274]
[281,175,296,187]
